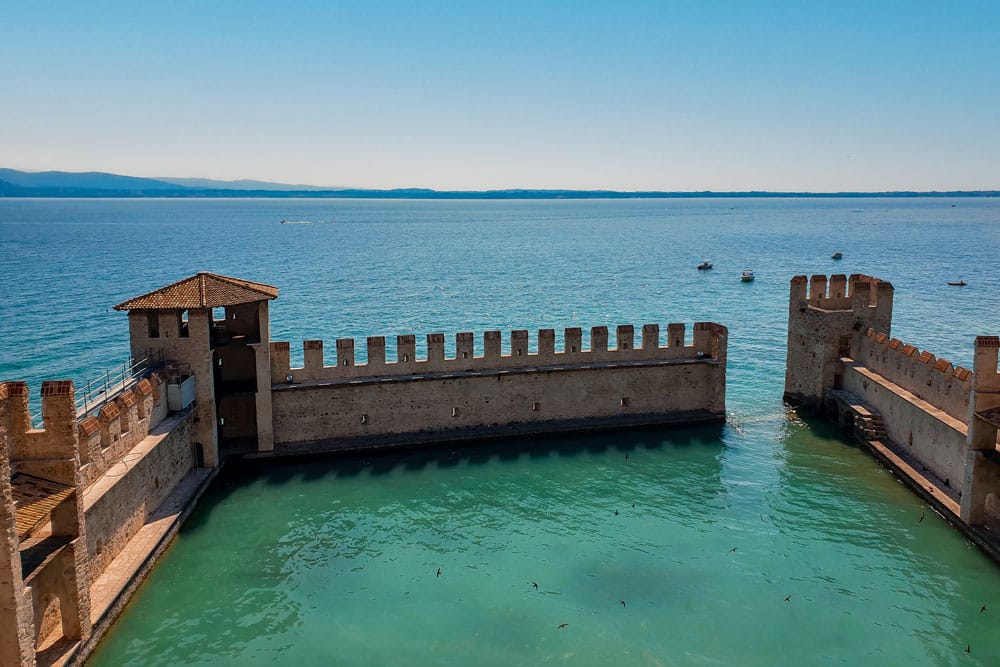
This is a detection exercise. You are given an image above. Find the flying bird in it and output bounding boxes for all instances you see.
[532,582,538,590]
[619,600,626,608]
[784,595,792,602]
[965,644,971,654]
[614,510,619,516]
[436,567,442,578]
[980,604,987,614]
[918,508,925,523]
[730,547,737,553]
[558,623,569,629]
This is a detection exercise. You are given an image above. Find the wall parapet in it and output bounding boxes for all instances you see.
[789,273,893,314]
[854,328,972,423]
[0,376,169,489]
[271,322,727,384]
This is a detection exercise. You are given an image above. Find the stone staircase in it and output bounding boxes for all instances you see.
[825,389,889,444]
[854,409,887,443]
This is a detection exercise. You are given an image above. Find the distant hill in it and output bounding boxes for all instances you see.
[0,168,179,190]
[155,177,345,191]
[0,168,997,199]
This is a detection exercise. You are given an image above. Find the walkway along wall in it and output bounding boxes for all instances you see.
[268,323,728,454]
[784,274,1000,560]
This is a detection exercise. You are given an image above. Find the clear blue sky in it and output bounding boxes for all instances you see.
[2,1,998,190]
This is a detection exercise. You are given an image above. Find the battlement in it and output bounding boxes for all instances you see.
[1,381,82,480]
[789,273,894,314]
[972,336,1000,391]
[271,322,727,384]
[854,328,973,423]
[0,375,168,488]
[784,274,895,409]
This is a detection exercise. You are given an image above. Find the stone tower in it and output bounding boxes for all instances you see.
[114,273,278,465]
[783,274,894,411]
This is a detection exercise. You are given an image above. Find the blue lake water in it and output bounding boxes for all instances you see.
[0,197,999,664]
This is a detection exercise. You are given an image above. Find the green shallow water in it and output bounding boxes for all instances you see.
[89,418,1000,666]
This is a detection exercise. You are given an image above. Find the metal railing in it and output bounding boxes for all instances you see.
[29,357,154,428]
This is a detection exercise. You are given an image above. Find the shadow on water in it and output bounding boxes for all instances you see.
[182,422,726,532]
[772,407,990,565]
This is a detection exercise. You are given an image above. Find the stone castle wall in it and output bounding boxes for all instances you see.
[269,323,728,451]
[839,364,969,491]
[0,374,198,667]
[784,274,1000,542]
[853,329,973,423]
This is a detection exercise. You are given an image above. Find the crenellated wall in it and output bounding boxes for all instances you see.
[784,274,1000,544]
[77,375,169,488]
[82,412,194,582]
[0,375,197,667]
[269,323,728,452]
[272,323,721,383]
[0,380,93,659]
[852,329,973,423]
[0,382,35,667]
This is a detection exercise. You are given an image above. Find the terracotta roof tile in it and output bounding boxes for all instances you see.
[114,272,278,311]
[79,417,100,437]
[7,382,28,397]
[41,381,74,397]
[98,402,120,424]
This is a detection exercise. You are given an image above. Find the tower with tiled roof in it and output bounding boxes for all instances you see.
[114,273,279,465]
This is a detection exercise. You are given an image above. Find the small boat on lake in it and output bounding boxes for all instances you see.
[831,252,843,260]
[740,269,755,282]
[948,280,967,287]
[697,261,713,270]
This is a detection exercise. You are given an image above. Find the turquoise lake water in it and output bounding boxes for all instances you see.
[1,197,999,664]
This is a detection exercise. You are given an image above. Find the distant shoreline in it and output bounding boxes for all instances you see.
[2,168,996,199]
[1,189,998,199]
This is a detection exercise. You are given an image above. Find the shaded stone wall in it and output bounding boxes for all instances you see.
[841,366,968,492]
[82,414,194,582]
